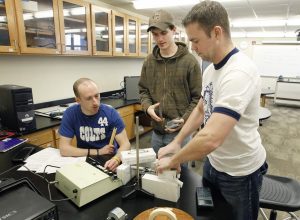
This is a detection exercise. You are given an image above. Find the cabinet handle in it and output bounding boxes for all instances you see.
[13,40,18,50]
[62,43,66,53]
[56,43,61,53]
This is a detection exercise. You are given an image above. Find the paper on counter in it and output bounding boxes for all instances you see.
[18,147,86,173]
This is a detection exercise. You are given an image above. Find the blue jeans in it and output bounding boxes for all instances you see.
[151,130,191,155]
[203,159,268,220]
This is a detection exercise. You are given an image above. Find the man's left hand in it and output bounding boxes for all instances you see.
[104,156,120,172]
[156,156,181,173]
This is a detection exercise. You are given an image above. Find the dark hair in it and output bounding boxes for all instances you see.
[168,24,175,30]
[149,23,176,32]
[73,78,94,98]
[182,0,231,38]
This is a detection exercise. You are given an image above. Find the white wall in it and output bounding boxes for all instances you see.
[233,37,300,101]
[0,55,144,103]
[1,37,299,105]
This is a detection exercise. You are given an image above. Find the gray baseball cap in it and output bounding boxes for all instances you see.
[147,10,175,32]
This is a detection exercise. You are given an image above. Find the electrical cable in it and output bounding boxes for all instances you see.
[0,164,75,202]
[120,80,124,88]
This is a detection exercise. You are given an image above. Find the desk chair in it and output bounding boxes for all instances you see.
[259,174,300,220]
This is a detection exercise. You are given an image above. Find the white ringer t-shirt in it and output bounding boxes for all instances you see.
[202,48,266,176]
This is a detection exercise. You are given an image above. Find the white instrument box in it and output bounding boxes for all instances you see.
[55,161,122,207]
[120,148,156,165]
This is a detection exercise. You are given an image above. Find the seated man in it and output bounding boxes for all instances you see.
[59,78,130,172]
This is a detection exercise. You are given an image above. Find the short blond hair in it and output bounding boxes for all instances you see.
[73,78,95,98]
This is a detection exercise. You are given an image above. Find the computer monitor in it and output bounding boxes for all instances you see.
[124,76,140,100]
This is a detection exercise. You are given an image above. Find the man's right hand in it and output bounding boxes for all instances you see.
[158,141,181,159]
[99,144,114,155]
[147,103,163,122]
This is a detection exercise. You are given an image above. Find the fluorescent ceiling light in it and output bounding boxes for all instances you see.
[287,19,300,26]
[232,19,286,28]
[231,18,300,28]
[231,31,296,38]
[133,0,199,9]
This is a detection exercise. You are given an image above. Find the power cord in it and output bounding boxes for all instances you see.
[0,164,75,202]
[120,80,124,89]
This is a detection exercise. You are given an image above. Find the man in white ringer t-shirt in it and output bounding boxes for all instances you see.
[157,1,268,220]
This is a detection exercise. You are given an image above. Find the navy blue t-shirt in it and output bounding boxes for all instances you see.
[59,104,125,152]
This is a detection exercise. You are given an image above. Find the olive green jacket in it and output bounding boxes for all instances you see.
[139,42,202,134]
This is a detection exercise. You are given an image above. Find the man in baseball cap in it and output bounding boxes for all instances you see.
[139,9,202,159]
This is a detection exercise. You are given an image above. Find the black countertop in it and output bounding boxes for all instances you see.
[0,143,233,220]
[32,98,140,133]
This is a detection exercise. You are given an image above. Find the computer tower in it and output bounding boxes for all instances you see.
[124,76,140,100]
[0,85,36,133]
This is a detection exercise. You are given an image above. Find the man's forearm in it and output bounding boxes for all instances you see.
[171,132,215,166]
[115,142,130,159]
[60,144,100,157]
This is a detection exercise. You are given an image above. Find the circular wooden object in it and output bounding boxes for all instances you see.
[134,207,194,220]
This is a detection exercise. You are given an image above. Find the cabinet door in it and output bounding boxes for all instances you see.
[122,113,134,140]
[138,19,150,57]
[58,0,91,55]
[112,10,125,56]
[126,15,138,56]
[91,5,112,56]
[0,0,19,53]
[15,0,61,54]
[22,128,55,146]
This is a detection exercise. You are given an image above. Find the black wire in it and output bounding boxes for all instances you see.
[20,165,75,202]
[43,165,60,180]
[0,164,74,202]
[120,80,124,89]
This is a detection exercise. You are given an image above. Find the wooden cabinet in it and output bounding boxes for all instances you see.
[138,19,150,57]
[112,10,125,56]
[90,5,112,56]
[15,0,61,54]
[22,128,56,148]
[134,104,152,133]
[2,0,149,57]
[14,0,92,55]
[117,105,135,139]
[112,11,138,57]
[58,0,92,55]
[126,15,138,56]
[118,104,152,140]
[0,0,19,53]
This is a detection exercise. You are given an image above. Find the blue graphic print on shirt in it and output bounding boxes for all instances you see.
[203,82,213,124]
